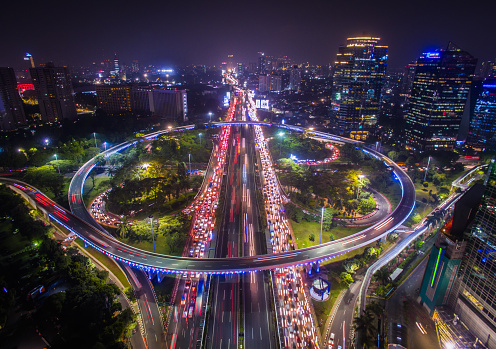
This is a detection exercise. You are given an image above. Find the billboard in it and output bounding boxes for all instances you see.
[255,99,269,110]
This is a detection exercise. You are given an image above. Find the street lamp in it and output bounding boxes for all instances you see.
[103,142,107,151]
[423,156,432,183]
[188,153,191,176]
[357,174,365,199]
[44,138,49,149]
[208,112,213,123]
[167,125,172,131]
[148,215,156,253]
[54,154,60,174]
[320,207,324,245]
[278,132,284,156]
[93,132,97,148]
[199,133,202,146]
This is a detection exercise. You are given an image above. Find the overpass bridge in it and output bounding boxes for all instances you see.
[1,121,415,278]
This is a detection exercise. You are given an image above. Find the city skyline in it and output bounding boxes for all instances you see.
[3,0,496,69]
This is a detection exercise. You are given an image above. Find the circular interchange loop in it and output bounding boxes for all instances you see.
[4,122,416,275]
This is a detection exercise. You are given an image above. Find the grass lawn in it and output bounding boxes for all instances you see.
[312,288,343,332]
[83,176,112,206]
[291,220,367,249]
[414,181,438,204]
[381,181,402,210]
[75,239,131,288]
[116,234,182,256]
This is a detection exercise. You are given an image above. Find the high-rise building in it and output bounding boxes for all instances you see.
[478,60,496,79]
[131,60,139,73]
[96,85,132,114]
[258,52,266,74]
[24,53,35,68]
[226,55,235,73]
[97,85,187,121]
[30,63,77,122]
[465,79,496,151]
[113,53,120,76]
[331,36,388,138]
[405,43,477,151]
[148,89,187,122]
[448,162,496,348]
[289,65,301,91]
[0,67,27,131]
[258,74,282,92]
[419,183,484,315]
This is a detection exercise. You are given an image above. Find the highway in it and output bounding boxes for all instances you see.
[1,124,416,275]
[239,120,275,349]
[206,119,241,349]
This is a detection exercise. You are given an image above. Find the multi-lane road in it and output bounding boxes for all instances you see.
[1,96,416,349]
[2,124,415,275]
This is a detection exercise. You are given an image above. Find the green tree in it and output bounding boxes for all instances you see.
[373,267,391,287]
[387,150,399,161]
[340,272,354,286]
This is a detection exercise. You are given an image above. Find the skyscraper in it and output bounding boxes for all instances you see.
[0,67,27,131]
[331,36,388,139]
[113,53,120,76]
[405,43,477,151]
[466,79,496,151]
[448,162,496,348]
[258,52,266,74]
[30,62,77,123]
[289,65,301,91]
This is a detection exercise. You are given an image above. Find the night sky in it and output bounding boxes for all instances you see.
[3,0,496,69]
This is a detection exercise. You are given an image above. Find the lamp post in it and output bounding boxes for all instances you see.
[357,174,365,199]
[278,132,284,156]
[93,133,97,148]
[320,207,324,245]
[149,215,156,253]
[423,156,432,183]
[44,138,49,149]
[188,153,191,176]
[103,142,107,151]
[208,112,213,123]
[199,133,202,146]
[54,154,60,173]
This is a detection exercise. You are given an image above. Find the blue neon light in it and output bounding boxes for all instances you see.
[426,52,440,58]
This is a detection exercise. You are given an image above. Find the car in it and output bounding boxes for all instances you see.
[330,333,335,345]
[180,293,187,305]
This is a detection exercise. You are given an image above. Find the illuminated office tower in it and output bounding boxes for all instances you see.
[405,43,477,151]
[113,53,119,76]
[24,53,35,68]
[289,65,301,91]
[258,52,266,74]
[0,67,27,130]
[30,62,77,122]
[331,36,388,139]
[465,79,496,151]
[96,85,132,114]
[448,163,496,348]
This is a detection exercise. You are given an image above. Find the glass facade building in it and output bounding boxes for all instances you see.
[405,43,477,151]
[331,36,388,139]
[451,162,496,348]
[466,80,496,151]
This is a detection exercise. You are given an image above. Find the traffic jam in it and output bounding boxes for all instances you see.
[245,91,319,348]
[171,97,238,326]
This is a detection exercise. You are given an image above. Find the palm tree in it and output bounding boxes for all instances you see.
[373,267,391,287]
[353,309,376,348]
